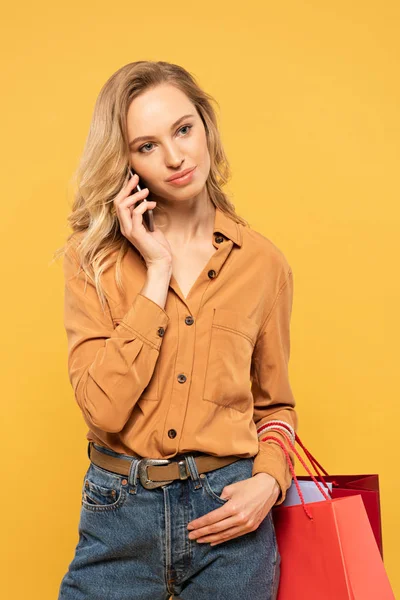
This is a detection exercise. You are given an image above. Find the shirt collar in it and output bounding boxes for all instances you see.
[213,205,243,247]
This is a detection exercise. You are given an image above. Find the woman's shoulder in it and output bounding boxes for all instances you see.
[63,231,126,289]
[64,230,85,256]
[242,222,292,274]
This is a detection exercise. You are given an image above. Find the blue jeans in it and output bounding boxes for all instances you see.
[58,443,281,599]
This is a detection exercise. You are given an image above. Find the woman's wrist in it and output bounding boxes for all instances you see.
[253,472,280,494]
[140,262,172,312]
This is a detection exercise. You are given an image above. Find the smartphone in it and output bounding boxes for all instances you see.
[129,167,154,232]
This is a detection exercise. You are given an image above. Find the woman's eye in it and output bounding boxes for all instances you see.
[138,124,193,153]
[139,143,154,153]
[178,124,192,135]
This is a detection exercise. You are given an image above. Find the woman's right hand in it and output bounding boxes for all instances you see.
[113,173,173,269]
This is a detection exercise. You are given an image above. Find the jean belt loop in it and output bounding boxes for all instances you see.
[128,458,141,492]
[185,455,203,490]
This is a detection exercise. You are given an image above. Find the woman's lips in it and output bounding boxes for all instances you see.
[166,166,197,185]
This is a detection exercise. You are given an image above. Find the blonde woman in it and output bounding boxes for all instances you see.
[56,60,298,600]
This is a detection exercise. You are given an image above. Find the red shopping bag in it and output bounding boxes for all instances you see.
[293,434,383,558]
[262,434,395,600]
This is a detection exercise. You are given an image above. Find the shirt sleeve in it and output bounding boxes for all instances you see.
[250,266,298,506]
[63,243,170,433]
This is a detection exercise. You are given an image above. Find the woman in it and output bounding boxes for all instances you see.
[56,60,298,600]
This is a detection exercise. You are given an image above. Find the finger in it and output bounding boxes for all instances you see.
[189,513,241,538]
[119,197,156,234]
[198,524,249,545]
[113,173,139,208]
[131,199,157,220]
[119,186,149,210]
[117,189,149,232]
[188,503,234,531]
[124,188,151,218]
[122,189,150,217]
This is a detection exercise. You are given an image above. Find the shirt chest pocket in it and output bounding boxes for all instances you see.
[203,308,259,413]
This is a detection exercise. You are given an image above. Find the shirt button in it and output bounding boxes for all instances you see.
[157,327,165,337]
[208,269,217,279]
[215,235,224,243]
[185,316,194,326]
[168,429,177,439]
[177,373,187,383]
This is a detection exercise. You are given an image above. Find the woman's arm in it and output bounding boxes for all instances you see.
[250,266,298,506]
[63,243,171,433]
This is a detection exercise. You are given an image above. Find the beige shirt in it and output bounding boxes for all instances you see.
[63,205,298,505]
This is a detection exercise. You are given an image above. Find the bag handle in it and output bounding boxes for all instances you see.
[267,430,332,494]
[261,425,335,490]
[294,433,340,491]
[262,432,331,519]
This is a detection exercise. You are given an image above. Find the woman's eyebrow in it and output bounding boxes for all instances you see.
[129,114,195,148]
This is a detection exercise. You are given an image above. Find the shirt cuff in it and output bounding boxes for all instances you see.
[118,293,170,350]
[252,430,295,506]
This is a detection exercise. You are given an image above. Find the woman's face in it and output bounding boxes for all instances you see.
[126,84,211,203]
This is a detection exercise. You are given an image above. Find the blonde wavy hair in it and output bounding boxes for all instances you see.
[53,60,249,312]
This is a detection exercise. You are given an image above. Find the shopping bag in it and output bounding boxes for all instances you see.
[291,433,383,558]
[262,433,395,600]
[283,478,333,505]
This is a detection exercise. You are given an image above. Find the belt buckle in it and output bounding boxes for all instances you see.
[138,458,173,489]
[138,457,190,489]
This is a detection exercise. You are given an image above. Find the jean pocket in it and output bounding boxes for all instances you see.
[202,472,229,505]
[82,463,127,512]
[201,458,253,505]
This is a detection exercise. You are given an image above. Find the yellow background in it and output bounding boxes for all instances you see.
[1,0,399,597]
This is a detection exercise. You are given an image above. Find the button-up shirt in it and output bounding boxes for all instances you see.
[63,205,298,505]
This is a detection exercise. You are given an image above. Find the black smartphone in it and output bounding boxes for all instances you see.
[129,167,154,232]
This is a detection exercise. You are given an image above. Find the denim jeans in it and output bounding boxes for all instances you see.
[58,443,281,599]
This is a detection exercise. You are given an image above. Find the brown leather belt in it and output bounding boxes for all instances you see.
[88,442,241,490]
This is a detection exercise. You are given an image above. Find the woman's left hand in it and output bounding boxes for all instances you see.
[187,473,280,546]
